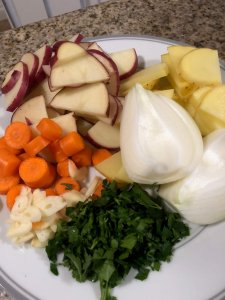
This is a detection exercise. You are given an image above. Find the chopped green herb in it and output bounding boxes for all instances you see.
[46,180,189,300]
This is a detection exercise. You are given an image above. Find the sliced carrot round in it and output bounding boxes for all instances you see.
[0,175,20,195]
[59,131,85,156]
[0,148,21,178]
[57,159,77,177]
[24,135,50,157]
[55,177,80,195]
[19,157,50,188]
[18,152,30,161]
[0,137,21,155]
[45,188,57,196]
[49,140,68,162]
[5,122,32,150]
[6,184,25,210]
[42,164,57,189]
[37,118,62,141]
[72,145,93,167]
[92,149,112,166]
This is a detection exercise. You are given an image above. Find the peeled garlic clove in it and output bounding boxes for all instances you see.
[32,214,60,230]
[22,206,42,222]
[34,228,54,243]
[35,196,66,216]
[31,237,48,248]
[11,195,31,214]
[120,84,203,184]
[7,221,32,237]
[32,189,47,207]
[13,232,35,244]
[62,190,86,207]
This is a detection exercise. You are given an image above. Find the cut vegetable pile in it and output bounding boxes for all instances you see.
[1,33,225,300]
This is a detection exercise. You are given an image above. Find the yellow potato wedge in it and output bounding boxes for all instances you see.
[168,45,195,73]
[154,89,174,99]
[194,109,225,136]
[198,85,225,122]
[153,76,172,90]
[185,86,212,117]
[161,54,196,98]
[94,151,132,183]
[179,48,222,85]
[119,63,168,96]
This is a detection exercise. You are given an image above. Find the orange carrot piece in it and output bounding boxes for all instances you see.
[19,157,50,188]
[37,118,62,141]
[0,148,21,178]
[71,145,93,167]
[23,135,50,157]
[92,149,112,166]
[42,164,57,189]
[0,175,20,194]
[0,137,21,155]
[6,184,25,210]
[55,177,80,195]
[18,152,30,161]
[93,181,103,197]
[59,131,85,156]
[45,188,57,196]
[4,122,32,150]
[49,140,68,162]
[56,159,77,177]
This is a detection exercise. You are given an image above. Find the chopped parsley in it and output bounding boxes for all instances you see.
[46,180,189,300]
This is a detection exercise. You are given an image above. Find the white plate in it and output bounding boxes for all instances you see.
[0,35,225,300]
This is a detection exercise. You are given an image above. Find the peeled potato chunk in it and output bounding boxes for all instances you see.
[119,63,168,96]
[194,109,225,136]
[154,89,174,99]
[180,48,222,85]
[167,45,195,73]
[199,85,225,122]
[186,86,212,117]
[94,151,132,183]
[161,53,196,98]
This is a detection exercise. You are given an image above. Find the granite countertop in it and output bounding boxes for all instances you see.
[0,0,225,85]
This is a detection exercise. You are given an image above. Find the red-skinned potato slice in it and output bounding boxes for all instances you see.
[11,95,48,124]
[68,33,84,43]
[46,107,61,118]
[88,49,120,96]
[110,48,138,80]
[86,121,120,150]
[25,78,61,106]
[21,52,39,86]
[76,118,93,137]
[50,82,109,117]
[87,42,104,52]
[52,41,66,53]
[50,34,85,53]
[97,95,118,125]
[1,60,29,94]
[79,42,94,50]
[4,62,29,112]
[42,65,51,77]
[114,96,124,124]
[34,45,52,83]
[50,42,109,88]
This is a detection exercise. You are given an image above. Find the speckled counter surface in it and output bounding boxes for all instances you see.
[0,0,225,85]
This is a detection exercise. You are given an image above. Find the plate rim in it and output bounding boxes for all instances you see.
[1,34,225,300]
